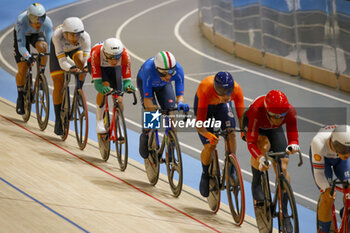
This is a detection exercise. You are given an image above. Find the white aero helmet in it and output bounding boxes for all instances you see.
[62,17,84,33]
[331,125,350,154]
[27,3,46,23]
[103,38,124,59]
[154,51,176,70]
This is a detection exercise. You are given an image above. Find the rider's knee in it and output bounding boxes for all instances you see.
[35,41,48,53]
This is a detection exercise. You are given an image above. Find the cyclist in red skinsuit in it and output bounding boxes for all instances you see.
[243,90,300,230]
[194,72,245,197]
[88,38,134,134]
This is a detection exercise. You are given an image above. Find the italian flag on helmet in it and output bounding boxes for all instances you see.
[154,51,176,69]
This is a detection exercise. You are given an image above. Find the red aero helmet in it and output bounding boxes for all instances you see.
[264,90,289,115]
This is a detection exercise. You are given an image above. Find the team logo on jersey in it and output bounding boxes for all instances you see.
[314,154,322,161]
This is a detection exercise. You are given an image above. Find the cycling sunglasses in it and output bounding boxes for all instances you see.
[267,110,288,119]
[157,67,176,77]
[105,52,122,60]
[28,14,46,24]
[333,140,350,155]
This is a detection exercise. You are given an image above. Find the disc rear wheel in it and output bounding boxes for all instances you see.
[145,131,160,186]
[115,108,128,171]
[207,151,221,213]
[98,110,110,161]
[35,73,50,131]
[74,89,88,150]
[165,130,183,197]
[225,153,245,226]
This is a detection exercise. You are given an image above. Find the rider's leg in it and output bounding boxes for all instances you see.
[72,51,86,84]
[15,61,28,115]
[96,92,107,134]
[51,72,64,135]
[318,189,335,233]
[200,143,216,197]
[251,135,270,205]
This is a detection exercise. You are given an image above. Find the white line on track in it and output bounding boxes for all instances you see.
[0,0,329,207]
[115,1,317,205]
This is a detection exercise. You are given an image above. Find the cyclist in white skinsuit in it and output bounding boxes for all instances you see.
[49,17,91,136]
[310,125,350,233]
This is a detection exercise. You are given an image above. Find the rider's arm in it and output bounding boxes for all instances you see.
[42,17,53,52]
[52,30,72,71]
[15,16,31,60]
[81,32,91,67]
[176,95,185,103]
[232,81,245,129]
[285,106,299,145]
[173,64,185,97]
[246,114,262,159]
[121,50,134,91]
[310,136,330,192]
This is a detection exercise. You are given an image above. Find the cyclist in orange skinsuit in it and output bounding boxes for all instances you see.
[194,72,245,197]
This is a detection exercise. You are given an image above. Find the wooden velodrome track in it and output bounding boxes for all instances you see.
[0,97,262,233]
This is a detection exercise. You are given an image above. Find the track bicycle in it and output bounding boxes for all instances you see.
[22,52,50,131]
[60,71,88,150]
[255,150,303,233]
[316,179,350,233]
[206,128,245,226]
[145,108,186,197]
[97,89,137,171]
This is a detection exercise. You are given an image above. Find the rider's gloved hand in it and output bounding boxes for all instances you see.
[26,56,35,67]
[204,132,218,145]
[94,79,111,94]
[69,65,80,73]
[123,79,136,92]
[177,101,189,112]
[286,144,300,154]
[258,155,271,171]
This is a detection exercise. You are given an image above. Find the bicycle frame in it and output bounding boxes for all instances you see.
[331,181,350,233]
[105,92,120,143]
[152,114,172,160]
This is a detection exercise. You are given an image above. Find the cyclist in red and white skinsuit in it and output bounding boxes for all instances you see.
[243,90,300,228]
[88,38,135,134]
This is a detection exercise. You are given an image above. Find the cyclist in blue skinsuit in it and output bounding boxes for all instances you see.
[14,3,53,115]
[137,51,190,159]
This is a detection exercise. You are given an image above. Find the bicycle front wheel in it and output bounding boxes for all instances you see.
[225,153,245,226]
[74,89,88,150]
[165,130,183,197]
[279,178,299,233]
[35,73,50,131]
[114,108,128,171]
[145,130,160,186]
[60,86,70,141]
[22,73,32,122]
[98,110,110,161]
[207,150,221,213]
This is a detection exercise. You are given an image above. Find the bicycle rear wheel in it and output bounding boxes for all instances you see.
[279,178,299,233]
[98,110,110,161]
[35,73,50,131]
[255,172,273,233]
[73,89,88,150]
[114,107,128,171]
[207,150,221,213]
[145,130,160,186]
[22,73,32,122]
[225,153,245,226]
[60,87,70,141]
[165,130,183,197]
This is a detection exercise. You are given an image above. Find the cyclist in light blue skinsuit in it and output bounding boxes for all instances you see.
[137,51,189,159]
[13,3,53,115]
